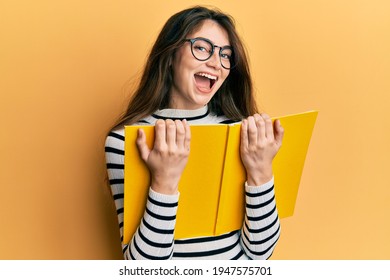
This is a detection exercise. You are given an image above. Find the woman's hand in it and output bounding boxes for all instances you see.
[240,113,284,186]
[136,119,191,195]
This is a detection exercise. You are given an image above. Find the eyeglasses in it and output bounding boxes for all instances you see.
[184,37,236,69]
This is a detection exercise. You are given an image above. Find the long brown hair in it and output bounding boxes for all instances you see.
[113,6,257,128]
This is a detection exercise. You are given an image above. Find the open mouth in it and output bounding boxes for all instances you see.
[194,72,218,89]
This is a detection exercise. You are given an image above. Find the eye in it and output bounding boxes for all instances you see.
[193,40,212,54]
[194,46,209,53]
[220,53,231,60]
[220,48,233,60]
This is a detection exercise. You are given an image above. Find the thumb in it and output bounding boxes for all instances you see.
[274,119,284,146]
[136,128,150,162]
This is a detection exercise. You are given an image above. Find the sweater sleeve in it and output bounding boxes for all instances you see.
[240,177,281,260]
[105,130,178,260]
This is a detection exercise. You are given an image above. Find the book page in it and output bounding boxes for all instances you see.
[123,125,230,243]
[216,111,318,235]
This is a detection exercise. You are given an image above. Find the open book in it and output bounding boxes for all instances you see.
[123,110,318,243]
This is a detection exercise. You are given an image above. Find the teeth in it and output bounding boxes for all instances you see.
[196,73,217,80]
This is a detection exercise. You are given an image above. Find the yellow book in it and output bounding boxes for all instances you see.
[123,110,318,244]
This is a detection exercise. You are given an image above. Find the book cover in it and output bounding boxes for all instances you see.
[123,110,318,243]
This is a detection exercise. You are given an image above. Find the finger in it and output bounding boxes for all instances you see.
[183,119,191,151]
[253,114,265,142]
[240,119,249,149]
[175,119,185,148]
[247,116,258,146]
[165,119,176,148]
[154,119,166,150]
[261,113,274,139]
[136,128,150,162]
[274,119,285,146]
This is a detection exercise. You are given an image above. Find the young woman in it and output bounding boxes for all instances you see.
[105,6,284,260]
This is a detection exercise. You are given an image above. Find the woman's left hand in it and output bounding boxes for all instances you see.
[240,113,284,186]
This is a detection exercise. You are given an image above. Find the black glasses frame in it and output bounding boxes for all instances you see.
[184,37,236,69]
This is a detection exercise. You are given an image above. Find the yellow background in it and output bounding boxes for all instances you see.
[1,0,389,259]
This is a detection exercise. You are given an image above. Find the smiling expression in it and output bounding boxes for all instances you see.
[169,20,231,110]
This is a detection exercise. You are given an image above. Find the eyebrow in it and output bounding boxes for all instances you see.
[194,37,232,48]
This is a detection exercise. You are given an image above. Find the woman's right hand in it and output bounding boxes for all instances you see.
[136,119,191,195]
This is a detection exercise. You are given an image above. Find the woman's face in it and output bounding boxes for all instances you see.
[169,19,231,110]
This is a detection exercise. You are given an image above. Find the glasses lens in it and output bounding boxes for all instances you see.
[191,39,213,60]
[220,47,233,69]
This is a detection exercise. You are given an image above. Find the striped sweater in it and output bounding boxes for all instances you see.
[105,106,281,260]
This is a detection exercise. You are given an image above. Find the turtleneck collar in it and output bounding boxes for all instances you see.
[152,106,209,121]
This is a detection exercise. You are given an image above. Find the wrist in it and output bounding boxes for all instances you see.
[246,169,273,186]
[151,176,179,195]
[246,176,273,187]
